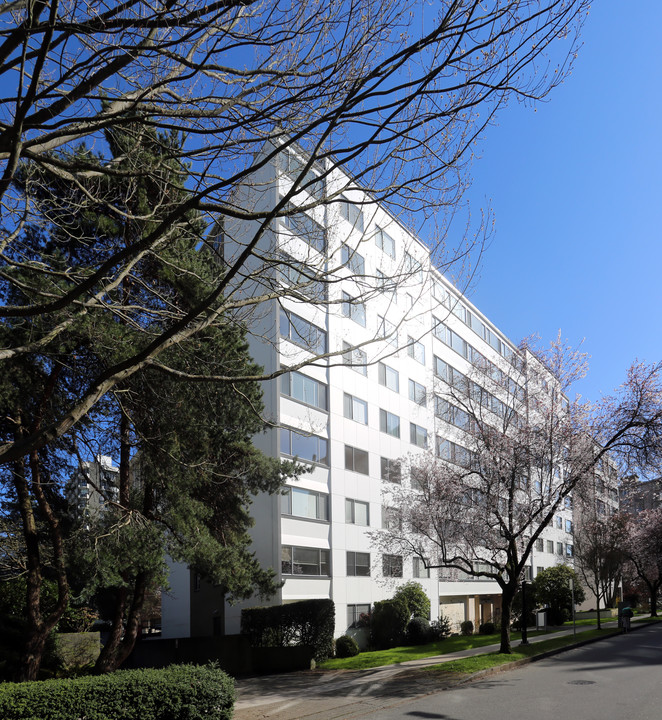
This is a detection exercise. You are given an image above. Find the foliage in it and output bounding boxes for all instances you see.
[370,598,410,650]
[406,617,431,645]
[429,614,452,641]
[0,664,234,720]
[241,599,335,662]
[335,635,360,659]
[460,620,474,636]
[533,566,586,626]
[392,582,431,620]
[479,622,496,635]
[622,508,662,617]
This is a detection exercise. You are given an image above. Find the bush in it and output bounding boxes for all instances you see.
[460,620,474,636]
[406,616,430,645]
[335,635,359,658]
[392,582,431,620]
[0,664,234,720]
[428,614,452,641]
[478,622,496,635]
[241,598,335,662]
[370,598,410,649]
[546,607,569,626]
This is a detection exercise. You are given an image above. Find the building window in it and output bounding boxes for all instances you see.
[341,243,366,275]
[279,309,327,354]
[282,546,330,576]
[279,203,326,253]
[407,337,426,364]
[278,254,327,301]
[347,603,370,629]
[378,362,399,392]
[340,199,364,233]
[404,252,423,282]
[383,554,403,577]
[341,292,367,327]
[345,498,369,526]
[565,519,573,534]
[535,538,544,552]
[432,279,450,306]
[380,457,402,484]
[382,507,402,531]
[546,540,554,554]
[280,427,328,465]
[413,557,430,579]
[377,315,397,347]
[281,487,329,521]
[375,226,396,258]
[347,551,371,577]
[380,409,401,438]
[344,393,368,425]
[408,379,427,406]
[555,515,563,529]
[342,341,367,376]
[556,542,564,556]
[434,397,470,431]
[281,150,325,198]
[281,371,328,411]
[345,445,369,475]
[524,566,533,581]
[433,355,449,381]
[410,423,428,448]
[410,467,427,492]
[436,437,475,468]
[566,544,574,557]
[564,496,573,510]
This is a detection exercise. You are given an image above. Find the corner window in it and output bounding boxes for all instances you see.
[340,199,364,233]
[282,546,330,576]
[280,427,328,465]
[407,337,426,364]
[281,487,329,521]
[408,379,426,406]
[341,243,366,275]
[281,371,328,411]
[377,315,397,347]
[279,309,327,354]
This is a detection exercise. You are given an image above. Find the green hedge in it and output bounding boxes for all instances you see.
[0,663,234,720]
[241,598,334,662]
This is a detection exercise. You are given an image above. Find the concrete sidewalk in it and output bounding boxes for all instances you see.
[234,618,638,719]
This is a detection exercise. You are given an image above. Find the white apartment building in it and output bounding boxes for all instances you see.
[161,146,578,640]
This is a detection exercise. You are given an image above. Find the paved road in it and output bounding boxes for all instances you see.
[375,621,662,720]
[234,621,658,720]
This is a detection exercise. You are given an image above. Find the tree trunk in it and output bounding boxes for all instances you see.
[650,584,658,617]
[499,585,515,654]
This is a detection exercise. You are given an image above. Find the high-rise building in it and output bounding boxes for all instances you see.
[161,146,577,639]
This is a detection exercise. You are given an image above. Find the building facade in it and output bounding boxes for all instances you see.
[162,147,578,639]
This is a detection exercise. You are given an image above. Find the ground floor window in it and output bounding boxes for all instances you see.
[347,603,370,628]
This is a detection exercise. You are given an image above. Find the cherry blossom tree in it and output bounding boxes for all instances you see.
[622,508,662,617]
[373,337,662,653]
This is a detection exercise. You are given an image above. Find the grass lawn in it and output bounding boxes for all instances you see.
[321,630,549,671]
[425,628,617,677]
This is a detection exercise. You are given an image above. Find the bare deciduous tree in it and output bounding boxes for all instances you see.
[0,0,593,464]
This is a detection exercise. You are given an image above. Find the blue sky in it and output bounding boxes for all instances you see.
[461,0,662,404]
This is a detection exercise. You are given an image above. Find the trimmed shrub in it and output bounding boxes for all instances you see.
[241,598,335,662]
[0,663,234,720]
[478,622,496,635]
[460,620,474,636]
[335,635,360,658]
[392,582,431,620]
[406,616,430,645]
[429,614,452,641]
[370,598,409,649]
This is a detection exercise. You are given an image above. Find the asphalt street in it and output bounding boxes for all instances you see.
[234,621,662,720]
